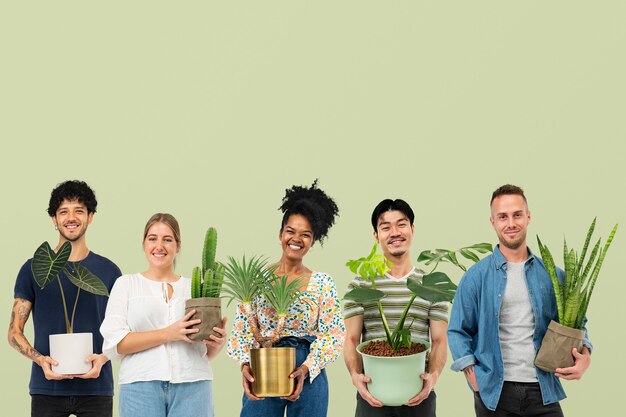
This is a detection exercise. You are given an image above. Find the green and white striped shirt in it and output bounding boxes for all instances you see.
[343,268,449,343]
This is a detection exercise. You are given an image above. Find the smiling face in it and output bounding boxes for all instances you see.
[490,194,531,251]
[279,214,314,262]
[143,222,180,270]
[52,199,93,243]
[374,210,414,258]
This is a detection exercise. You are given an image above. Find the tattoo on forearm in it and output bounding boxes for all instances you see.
[11,336,25,355]
[18,305,30,320]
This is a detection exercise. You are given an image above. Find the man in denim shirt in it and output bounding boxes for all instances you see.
[447,184,592,417]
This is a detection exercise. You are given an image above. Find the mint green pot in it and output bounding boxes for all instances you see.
[357,338,431,406]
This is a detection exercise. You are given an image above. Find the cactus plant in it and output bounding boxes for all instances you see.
[185,227,224,341]
[191,227,223,298]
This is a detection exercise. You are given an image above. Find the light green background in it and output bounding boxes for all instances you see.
[1,1,624,416]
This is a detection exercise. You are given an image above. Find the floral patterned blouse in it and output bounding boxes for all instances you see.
[227,272,345,381]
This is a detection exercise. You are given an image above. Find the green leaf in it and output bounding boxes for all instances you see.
[31,241,72,290]
[343,287,386,303]
[63,264,109,296]
[459,248,480,263]
[407,272,457,303]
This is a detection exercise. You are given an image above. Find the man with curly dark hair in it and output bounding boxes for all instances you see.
[9,180,122,417]
[344,198,449,417]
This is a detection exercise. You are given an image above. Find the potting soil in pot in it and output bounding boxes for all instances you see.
[360,340,426,357]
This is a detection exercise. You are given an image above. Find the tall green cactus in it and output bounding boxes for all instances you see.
[191,266,202,298]
[191,227,223,298]
[203,228,217,271]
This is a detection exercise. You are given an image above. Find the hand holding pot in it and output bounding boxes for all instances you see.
[241,363,264,401]
[351,372,383,407]
[203,317,228,360]
[281,364,309,401]
[165,310,201,343]
[75,353,109,379]
[37,356,72,381]
[555,347,591,380]
[407,371,438,406]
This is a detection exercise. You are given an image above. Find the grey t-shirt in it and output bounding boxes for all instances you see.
[499,262,538,382]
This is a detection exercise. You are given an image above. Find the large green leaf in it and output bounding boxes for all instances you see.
[63,264,109,296]
[343,287,386,303]
[407,272,457,303]
[31,241,71,290]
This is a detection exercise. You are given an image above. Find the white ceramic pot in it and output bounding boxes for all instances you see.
[49,332,93,375]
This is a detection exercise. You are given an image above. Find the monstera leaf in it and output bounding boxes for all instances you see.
[63,264,109,296]
[31,241,71,290]
[407,272,457,303]
[344,287,386,303]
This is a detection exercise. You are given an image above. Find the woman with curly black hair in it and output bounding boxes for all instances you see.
[228,180,345,417]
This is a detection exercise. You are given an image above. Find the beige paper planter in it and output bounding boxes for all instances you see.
[185,297,222,341]
[535,320,584,372]
[250,347,296,397]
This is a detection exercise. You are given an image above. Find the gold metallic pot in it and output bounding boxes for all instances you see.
[250,347,296,397]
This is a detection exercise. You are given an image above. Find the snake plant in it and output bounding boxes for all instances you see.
[537,218,618,329]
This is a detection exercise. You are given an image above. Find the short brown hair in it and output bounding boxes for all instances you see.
[143,213,182,247]
[490,184,527,206]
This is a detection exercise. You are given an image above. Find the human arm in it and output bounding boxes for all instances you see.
[344,315,383,407]
[116,309,200,355]
[226,302,264,400]
[8,298,70,380]
[203,317,228,361]
[300,274,346,381]
[407,318,448,406]
[100,277,201,358]
[447,271,481,392]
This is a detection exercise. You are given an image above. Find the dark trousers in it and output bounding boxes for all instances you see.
[355,391,436,417]
[474,382,563,417]
[31,395,112,417]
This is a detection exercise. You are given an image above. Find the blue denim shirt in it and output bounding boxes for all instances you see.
[447,245,592,411]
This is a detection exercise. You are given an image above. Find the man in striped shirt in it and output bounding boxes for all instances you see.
[343,199,450,417]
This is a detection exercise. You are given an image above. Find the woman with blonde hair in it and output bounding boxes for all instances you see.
[101,213,226,417]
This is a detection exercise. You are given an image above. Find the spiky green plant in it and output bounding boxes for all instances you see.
[191,227,224,298]
[221,255,276,307]
[261,274,304,347]
[344,241,492,351]
[221,255,278,345]
[31,241,109,333]
[537,218,618,329]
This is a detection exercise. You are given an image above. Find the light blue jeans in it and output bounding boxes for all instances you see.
[119,380,213,417]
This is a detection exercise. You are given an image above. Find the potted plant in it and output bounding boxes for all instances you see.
[344,241,492,406]
[534,218,618,372]
[31,241,109,374]
[185,227,225,341]
[222,255,303,397]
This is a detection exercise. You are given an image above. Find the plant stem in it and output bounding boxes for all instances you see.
[70,287,81,334]
[56,276,71,333]
[376,300,393,344]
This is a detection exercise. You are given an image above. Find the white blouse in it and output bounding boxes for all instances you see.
[100,273,213,384]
